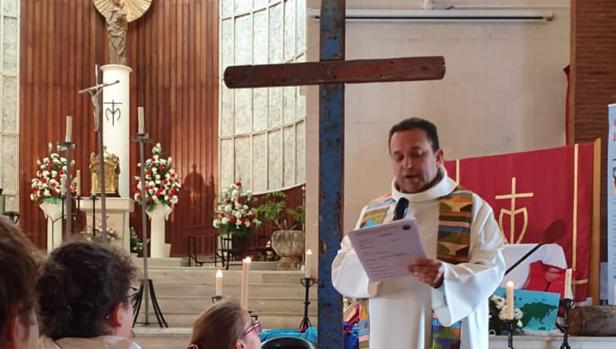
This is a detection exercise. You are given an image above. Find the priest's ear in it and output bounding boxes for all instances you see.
[435,148,444,166]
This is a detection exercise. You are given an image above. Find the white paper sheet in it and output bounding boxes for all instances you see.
[347,219,426,282]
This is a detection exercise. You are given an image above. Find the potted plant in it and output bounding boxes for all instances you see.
[255,191,305,270]
[129,227,144,257]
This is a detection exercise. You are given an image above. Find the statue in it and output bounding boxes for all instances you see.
[106,0,128,65]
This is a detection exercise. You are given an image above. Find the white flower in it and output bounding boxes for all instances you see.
[43,189,50,196]
[225,205,232,213]
[514,309,523,320]
[222,217,229,225]
[170,196,178,204]
[517,320,523,328]
[213,220,221,228]
[245,221,251,227]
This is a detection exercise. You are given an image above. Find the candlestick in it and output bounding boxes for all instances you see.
[216,269,223,296]
[506,281,515,320]
[305,249,313,278]
[75,170,81,197]
[65,115,73,142]
[138,106,145,134]
[564,268,573,299]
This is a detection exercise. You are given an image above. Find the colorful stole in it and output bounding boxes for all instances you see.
[356,188,473,349]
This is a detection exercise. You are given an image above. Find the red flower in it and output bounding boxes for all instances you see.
[229,216,237,224]
[237,197,245,205]
[235,181,242,187]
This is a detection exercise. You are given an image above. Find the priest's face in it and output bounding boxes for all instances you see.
[389,128,443,194]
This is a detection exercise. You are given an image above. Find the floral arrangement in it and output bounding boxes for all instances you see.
[80,226,120,243]
[129,227,144,254]
[30,143,75,203]
[134,143,181,211]
[489,294,524,335]
[213,181,261,238]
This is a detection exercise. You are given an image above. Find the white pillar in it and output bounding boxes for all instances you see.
[146,204,173,258]
[101,64,132,198]
[39,201,63,252]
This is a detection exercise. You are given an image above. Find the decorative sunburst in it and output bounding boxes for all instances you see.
[92,0,152,23]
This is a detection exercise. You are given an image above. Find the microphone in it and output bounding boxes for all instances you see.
[77,80,120,94]
[393,197,409,221]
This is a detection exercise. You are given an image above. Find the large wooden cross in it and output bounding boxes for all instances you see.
[224,1,446,347]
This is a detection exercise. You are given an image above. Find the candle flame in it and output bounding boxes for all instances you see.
[243,257,252,264]
[306,249,312,255]
[216,269,223,278]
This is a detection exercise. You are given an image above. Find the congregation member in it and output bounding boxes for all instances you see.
[37,241,141,349]
[0,217,40,349]
[332,117,506,348]
[188,299,261,349]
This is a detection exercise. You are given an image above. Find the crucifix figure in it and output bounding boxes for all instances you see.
[223,1,446,347]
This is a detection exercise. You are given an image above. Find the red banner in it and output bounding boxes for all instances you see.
[445,143,595,301]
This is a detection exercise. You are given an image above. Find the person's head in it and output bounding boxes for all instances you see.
[36,241,137,341]
[189,300,261,349]
[388,117,444,194]
[0,217,40,349]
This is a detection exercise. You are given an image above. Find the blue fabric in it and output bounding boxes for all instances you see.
[260,327,318,346]
[344,322,359,349]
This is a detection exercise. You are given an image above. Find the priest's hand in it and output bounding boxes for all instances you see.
[408,258,444,288]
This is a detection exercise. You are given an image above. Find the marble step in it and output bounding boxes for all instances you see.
[139,296,318,314]
[135,310,318,329]
[143,268,307,284]
[153,281,317,299]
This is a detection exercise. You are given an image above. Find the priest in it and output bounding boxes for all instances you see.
[332,117,506,348]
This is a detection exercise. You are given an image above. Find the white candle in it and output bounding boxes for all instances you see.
[75,170,81,197]
[506,281,515,320]
[564,268,573,299]
[138,106,145,134]
[305,249,313,278]
[241,257,251,309]
[215,269,223,296]
[65,115,73,142]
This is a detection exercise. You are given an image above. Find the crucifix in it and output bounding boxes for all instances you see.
[224,1,446,347]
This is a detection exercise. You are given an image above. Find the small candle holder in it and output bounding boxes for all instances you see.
[299,277,316,332]
[504,319,516,349]
[559,298,574,349]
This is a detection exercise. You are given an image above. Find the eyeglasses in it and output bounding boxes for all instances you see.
[240,320,262,338]
[105,286,140,320]
[127,286,140,306]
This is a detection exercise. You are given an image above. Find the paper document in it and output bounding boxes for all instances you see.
[347,219,425,282]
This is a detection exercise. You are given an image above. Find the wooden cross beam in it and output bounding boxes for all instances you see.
[223,1,446,347]
[224,56,446,88]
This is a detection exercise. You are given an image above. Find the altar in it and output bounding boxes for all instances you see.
[79,197,134,252]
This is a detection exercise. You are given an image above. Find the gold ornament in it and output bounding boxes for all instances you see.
[92,0,152,23]
[89,148,121,197]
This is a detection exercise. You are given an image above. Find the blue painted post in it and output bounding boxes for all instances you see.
[318,0,345,348]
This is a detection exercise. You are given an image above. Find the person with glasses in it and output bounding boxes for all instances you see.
[188,299,261,349]
[37,241,141,349]
[0,217,40,349]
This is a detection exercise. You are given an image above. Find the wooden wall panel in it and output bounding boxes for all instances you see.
[571,0,616,260]
[20,0,219,255]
